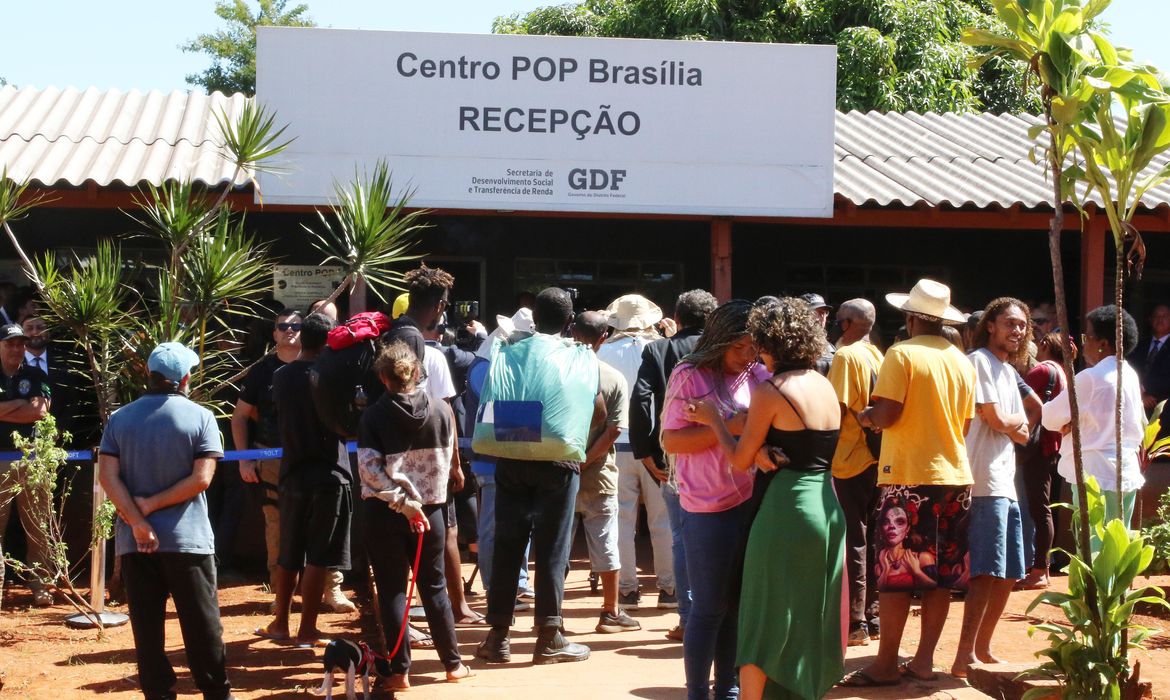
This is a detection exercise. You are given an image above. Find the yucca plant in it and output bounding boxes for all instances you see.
[305,159,428,309]
[0,103,294,625]
[213,99,294,206]
[130,180,217,273]
[34,242,132,423]
[0,169,56,286]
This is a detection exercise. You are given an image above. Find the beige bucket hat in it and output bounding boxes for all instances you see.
[606,294,663,331]
[885,279,967,325]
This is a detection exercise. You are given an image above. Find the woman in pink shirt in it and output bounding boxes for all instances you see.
[662,300,770,700]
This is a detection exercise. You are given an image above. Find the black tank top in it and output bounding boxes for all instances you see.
[750,386,840,513]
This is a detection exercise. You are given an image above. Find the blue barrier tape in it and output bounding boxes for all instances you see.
[0,450,94,462]
[0,438,636,463]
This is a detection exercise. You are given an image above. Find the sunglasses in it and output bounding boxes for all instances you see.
[276,322,302,331]
[1033,318,1051,325]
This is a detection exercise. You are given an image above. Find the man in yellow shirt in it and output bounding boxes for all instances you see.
[842,279,976,689]
[827,298,883,648]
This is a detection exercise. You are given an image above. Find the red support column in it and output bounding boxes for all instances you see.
[711,219,733,302]
[1080,215,1107,317]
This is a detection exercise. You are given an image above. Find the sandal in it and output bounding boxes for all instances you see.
[838,670,901,688]
[446,664,475,683]
[408,625,434,649]
[253,625,292,642]
[899,662,938,682]
[665,625,684,641]
[455,612,488,627]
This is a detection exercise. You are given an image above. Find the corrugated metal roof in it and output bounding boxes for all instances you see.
[834,109,1170,210]
[2,85,1169,211]
[0,86,248,188]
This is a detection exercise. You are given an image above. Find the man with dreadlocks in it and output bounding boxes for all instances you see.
[387,265,455,371]
[951,297,1033,678]
[843,279,976,689]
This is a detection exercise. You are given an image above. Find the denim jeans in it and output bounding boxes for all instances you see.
[681,502,750,700]
[475,472,530,595]
[617,451,674,594]
[486,460,578,629]
[661,481,691,626]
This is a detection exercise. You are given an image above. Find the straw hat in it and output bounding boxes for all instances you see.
[605,294,663,331]
[885,279,967,325]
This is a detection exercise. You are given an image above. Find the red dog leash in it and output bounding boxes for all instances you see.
[387,515,428,658]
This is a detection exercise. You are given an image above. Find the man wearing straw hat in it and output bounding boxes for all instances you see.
[841,279,976,688]
[598,294,676,611]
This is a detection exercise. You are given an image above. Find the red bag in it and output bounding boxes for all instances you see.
[326,311,391,351]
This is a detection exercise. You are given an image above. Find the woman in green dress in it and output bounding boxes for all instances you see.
[689,297,846,699]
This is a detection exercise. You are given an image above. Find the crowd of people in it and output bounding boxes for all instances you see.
[5,263,1169,700]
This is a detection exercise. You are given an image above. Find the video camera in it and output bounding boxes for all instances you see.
[445,300,482,351]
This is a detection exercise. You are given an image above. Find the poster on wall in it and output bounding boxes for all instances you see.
[273,265,345,312]
[256,28,836,217]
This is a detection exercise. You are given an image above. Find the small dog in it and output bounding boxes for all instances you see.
[317,639,393,700]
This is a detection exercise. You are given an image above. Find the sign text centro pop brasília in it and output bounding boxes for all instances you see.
[256,27,837,217]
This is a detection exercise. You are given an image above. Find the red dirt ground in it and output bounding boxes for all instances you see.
[2,567,1170,699]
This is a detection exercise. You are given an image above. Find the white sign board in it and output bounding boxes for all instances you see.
[273,265,345,311]
[256,28,836,217]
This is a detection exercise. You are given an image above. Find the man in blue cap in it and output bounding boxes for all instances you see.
[98,341,235,700]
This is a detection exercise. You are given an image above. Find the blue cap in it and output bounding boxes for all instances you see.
[147,342,200,384]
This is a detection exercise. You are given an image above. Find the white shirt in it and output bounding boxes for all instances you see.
[597,331,658,438]
[965,348,1023,499]
[1041,356,1145,492]
[422,344,456,402]
[24,350,48,374]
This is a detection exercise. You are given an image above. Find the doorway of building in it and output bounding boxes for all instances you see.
[514,258,684,313]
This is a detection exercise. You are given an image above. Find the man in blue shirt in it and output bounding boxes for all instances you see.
[98,342,235,700]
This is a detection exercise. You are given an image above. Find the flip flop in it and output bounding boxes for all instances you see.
[900,662,938,682]
[446,666,475,683]
[838,670,902,688]
[253,626,292,642]
[409,626,435,649]
[455,613,488,627]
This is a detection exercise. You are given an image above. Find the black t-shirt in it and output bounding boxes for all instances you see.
[240,353,287,447]
[0,364,51,449]
[272,359,350,487]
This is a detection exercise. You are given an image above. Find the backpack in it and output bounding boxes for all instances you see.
[326,312,391,351]
[310,312,393,439]
[472,333,599,462]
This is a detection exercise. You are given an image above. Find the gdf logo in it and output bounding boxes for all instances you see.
[568,168,626,191]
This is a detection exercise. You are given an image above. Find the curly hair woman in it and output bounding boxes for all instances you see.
[661,299,771,700]
[689,298,846,699]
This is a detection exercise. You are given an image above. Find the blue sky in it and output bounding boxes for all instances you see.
[1,1,1167,93]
